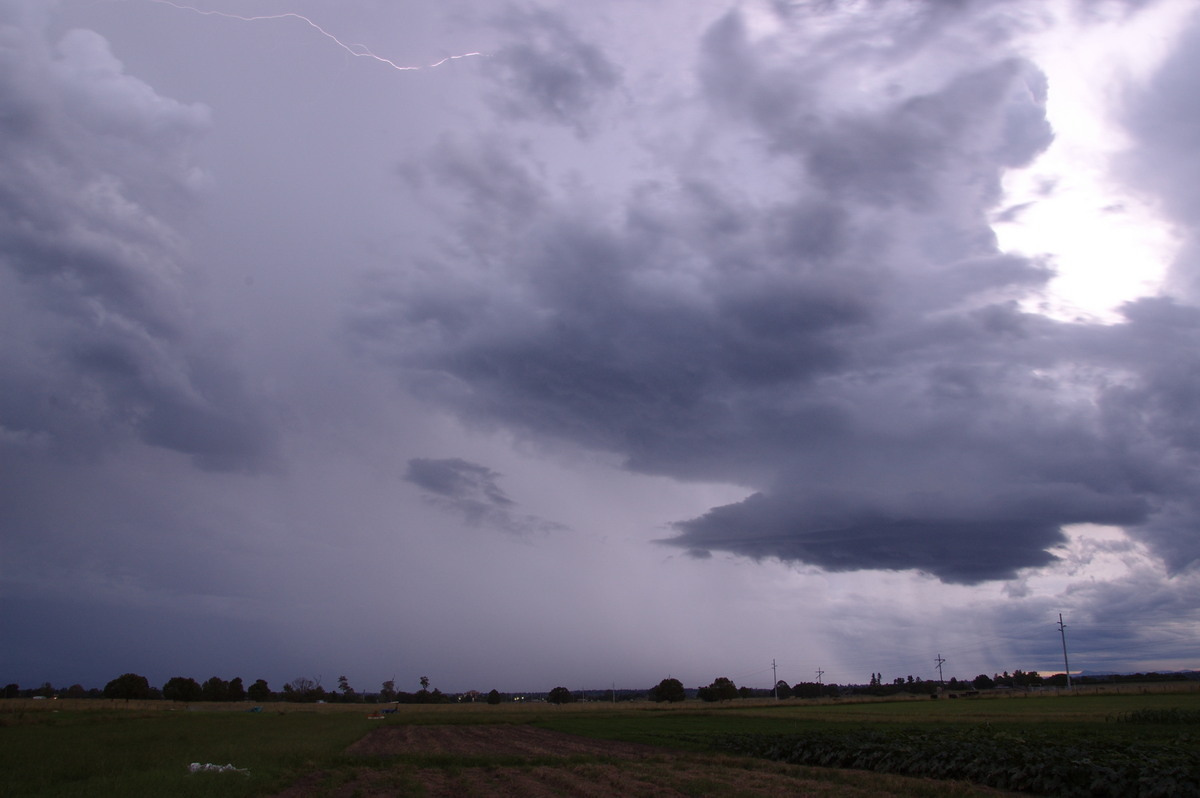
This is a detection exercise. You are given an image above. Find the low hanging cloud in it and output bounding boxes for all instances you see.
[405,458,566,536]
[351,2,1200,583]
[667,483,1150,584]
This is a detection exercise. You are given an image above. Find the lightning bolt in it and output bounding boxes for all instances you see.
[147,0,485,71]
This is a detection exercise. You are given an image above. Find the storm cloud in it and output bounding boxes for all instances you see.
[348,2,1199,583]
[0,14,276,473]
[4,0,1198,692]
[489,8,621,134]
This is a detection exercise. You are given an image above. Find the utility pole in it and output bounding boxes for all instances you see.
[1058,614,1072,689]
[935,654,946,686]
[772,659,778,699]
[815,668,824,685]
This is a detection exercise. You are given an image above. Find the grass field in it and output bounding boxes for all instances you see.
[0,709,365,797]
[3,687,1199,796]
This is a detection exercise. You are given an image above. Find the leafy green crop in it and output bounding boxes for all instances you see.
[1116,707,1200,725]
[712,726,1200,797]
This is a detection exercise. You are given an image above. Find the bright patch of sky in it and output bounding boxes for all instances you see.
[997,0,1194,322]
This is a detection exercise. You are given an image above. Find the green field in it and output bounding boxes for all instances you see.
[3,689,1199,796]
[0,709,366,797]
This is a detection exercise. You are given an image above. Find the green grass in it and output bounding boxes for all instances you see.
[0,709,368,797]
[537,691,1200,744]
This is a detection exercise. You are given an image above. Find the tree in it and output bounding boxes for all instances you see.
[649,677,686,703]
[972,674,995,690]
[201,676,230,702]
[247,679,271,702]
[793,681,822,699]
[487,689,502,705]
[104,673,151,701]
[64,684,87,699]
[163,676,203,702]
[337,675,357,701]
[1006,669,1041,688]
[227,677,246,701]
[698,677,738,702]
[419,675,430,692]
[547,686,575,704]
[3,683,19,699]
[380,679,397,702]
[284,677,324,702]
[775,680,793,699]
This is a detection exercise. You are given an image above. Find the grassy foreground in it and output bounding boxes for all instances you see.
[2,688,1199,796]
[0,708,366,797]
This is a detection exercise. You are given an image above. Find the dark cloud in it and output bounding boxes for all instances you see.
[488,9,620,134]
[405,457,565,535]
[701,14,1052,210]
[1088,298,1200,572]
[0,19,276,471]
[348,3,1200,584]
[406,457,514,505]
[667,485,1149,584]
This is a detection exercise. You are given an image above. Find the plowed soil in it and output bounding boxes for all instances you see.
[273,723,1019,797]
[345,724,660,759]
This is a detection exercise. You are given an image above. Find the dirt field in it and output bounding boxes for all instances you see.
[273,724,1019,797]
[345,724,660,759]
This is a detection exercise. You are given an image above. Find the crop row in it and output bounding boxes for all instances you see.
[1116,707,1200,725]
[712,727,1200,797]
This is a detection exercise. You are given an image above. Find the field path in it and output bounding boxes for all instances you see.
[273,723,1020,797]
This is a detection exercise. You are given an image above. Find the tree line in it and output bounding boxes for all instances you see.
[646,676,841,703]
[644,668,1192,703]
[6,669,1190,704]
[2,673,544,705]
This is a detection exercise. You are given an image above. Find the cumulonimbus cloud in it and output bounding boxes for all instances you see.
[351,3,1200,583]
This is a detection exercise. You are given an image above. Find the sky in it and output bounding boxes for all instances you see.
[2,0,1199,695]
